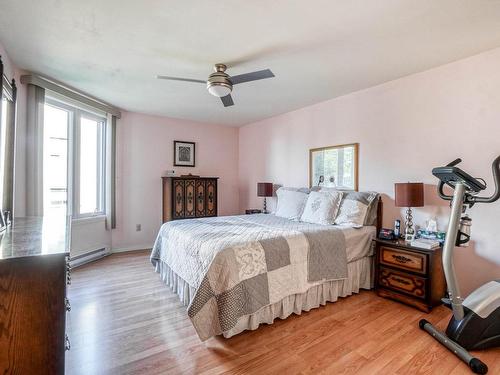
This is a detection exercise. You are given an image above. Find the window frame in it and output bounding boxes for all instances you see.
[309,143,359,191]
[74,111,106,217]
[44,96,107,218]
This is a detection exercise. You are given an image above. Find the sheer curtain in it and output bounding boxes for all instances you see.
[105,114,117,229]
[0,56,17,219]
[2,80,16,215]
[26,84,45,216]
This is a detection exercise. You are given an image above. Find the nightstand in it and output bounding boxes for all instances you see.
[245,209,262,214]
[373,238,446,312]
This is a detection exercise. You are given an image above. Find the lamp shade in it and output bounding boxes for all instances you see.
[257,182,273,197]
[395,182,424,207]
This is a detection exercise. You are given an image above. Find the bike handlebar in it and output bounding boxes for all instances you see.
[437,181,452,201]
[437,156,500,204]
[470,155,500,204]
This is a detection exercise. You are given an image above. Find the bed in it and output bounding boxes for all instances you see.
[151,197,382,341]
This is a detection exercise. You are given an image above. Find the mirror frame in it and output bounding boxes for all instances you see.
[309,142,359,191]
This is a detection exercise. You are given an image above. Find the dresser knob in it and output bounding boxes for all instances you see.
[65,297,71,312]
[65,334,71,351]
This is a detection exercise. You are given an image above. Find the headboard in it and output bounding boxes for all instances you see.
[376,196,383,234]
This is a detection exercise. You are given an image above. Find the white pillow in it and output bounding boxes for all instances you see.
[332,190,379,226]
[275,189,308,220]
[300,191,343,225]
[334,199,368,226]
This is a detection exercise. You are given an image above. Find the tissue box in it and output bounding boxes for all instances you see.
[416,229,446,245]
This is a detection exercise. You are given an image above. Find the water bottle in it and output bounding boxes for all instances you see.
[456,215,472,247]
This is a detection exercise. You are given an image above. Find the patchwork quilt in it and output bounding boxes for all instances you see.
[151,214,350,340]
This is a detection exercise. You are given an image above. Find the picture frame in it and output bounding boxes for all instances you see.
[174,140,196,167]
[309,143,359,190]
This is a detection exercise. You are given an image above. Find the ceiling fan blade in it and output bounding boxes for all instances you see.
[230,69,275,85]
[156,75,206,84]
[221,94,234,107]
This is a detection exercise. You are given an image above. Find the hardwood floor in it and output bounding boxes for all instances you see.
[66,250,500,375]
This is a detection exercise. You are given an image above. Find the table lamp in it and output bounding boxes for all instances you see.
[257,182,273,214]
[395,182,424,241]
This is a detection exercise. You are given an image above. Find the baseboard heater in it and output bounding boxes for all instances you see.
[69,247,109,268]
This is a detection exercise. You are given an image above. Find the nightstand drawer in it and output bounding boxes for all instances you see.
[379,246,427,274]
[378,267,427,299]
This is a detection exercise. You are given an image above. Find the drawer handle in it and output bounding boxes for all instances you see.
[391,254,413,264]
[65,334,71,351]
[65,298,71,312]
[392,276,411,285]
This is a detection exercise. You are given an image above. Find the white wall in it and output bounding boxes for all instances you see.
[111,111,239,252]
[239,47,500,295]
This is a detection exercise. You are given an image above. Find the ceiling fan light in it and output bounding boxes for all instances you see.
[207,83,232,97]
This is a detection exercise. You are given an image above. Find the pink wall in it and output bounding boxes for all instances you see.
[112,111,239,251]
[239,47,500,296]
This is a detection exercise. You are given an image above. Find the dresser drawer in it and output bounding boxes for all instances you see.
[379,246,427,274]
[378,267,427,299]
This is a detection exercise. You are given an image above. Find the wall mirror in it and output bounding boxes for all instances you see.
[309,143,359,190]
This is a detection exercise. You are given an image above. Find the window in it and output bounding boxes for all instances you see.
[78,115,105,215]
[310,143,358,190]
[43,97,106,217]
[43,103,69,216]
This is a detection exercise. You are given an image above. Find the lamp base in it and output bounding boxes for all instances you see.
[404,207,415,242]
[263,197,268,214]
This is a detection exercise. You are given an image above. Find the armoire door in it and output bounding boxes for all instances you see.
[172,179,185,219]
[184,180,196,218]
[195,180,206,217]
[206,179,217,217]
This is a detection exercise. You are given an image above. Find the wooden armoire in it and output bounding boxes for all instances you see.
[162,176,218,222]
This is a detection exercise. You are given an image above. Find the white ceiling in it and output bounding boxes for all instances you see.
[2,1,500,126]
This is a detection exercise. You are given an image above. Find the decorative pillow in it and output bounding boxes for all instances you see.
[278,186,311,194]
[300,191,344,225]
[310,186,351,192]
[364,193,381,226]
[332,190,379,226]
[275,188,309,220]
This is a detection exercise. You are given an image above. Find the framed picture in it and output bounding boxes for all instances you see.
[309,143,359,190]
[174,140,196,167]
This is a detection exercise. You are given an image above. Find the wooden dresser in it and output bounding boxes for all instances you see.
[374,238,446,312]
[0,217,71,375]
[162,176,218,222]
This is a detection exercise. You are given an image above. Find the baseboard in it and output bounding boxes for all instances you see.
[70,247,110,268]
[111,244,153,253]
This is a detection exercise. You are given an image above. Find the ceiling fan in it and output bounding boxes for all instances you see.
[157,64,275,107]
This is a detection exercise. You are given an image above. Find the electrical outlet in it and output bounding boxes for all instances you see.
[136,224,141,231]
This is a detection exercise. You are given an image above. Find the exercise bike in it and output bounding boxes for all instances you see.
[419,156,500,374]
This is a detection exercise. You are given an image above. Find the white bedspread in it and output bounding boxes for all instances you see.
[151,214,375,290]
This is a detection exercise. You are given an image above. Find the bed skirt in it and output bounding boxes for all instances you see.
[154,256,374,339]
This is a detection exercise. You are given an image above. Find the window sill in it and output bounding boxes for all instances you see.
[72,215,106,226]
